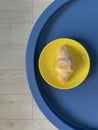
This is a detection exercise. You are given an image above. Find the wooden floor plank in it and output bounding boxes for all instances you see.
[0,0,33,23]
[0,71,30,94]
[0,23,33,47]
[0,120,57,130]
[0,47,25,70]
[0,95,32,119]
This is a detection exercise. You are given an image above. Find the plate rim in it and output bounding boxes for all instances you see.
[38,38,90,90]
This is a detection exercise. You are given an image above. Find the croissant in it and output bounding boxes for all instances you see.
[55,45,74,83]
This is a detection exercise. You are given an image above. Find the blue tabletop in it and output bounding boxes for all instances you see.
[26,0,98,129]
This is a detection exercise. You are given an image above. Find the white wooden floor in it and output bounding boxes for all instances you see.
[0,0,57,129]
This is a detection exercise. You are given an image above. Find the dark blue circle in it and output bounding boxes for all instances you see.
[26,0,98,129]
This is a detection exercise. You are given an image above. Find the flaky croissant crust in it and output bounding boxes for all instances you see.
[55,46,74,83]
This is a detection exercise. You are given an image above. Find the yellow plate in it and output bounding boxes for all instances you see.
[38,38,90,89]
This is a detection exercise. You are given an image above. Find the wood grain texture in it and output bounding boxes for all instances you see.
[0,120,56,130]
[0,95,32,119]
[0,0,33,23]
[0,47,25,70]
[0,71,30,94]
[0,23,33,47]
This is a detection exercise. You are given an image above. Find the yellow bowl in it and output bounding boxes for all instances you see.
[38,38,90,89]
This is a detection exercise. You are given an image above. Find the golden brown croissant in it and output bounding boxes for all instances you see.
[55,45,74,83]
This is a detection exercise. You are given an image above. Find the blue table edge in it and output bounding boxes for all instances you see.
[26,0,83,130]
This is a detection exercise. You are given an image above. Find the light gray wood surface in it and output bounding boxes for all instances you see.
[0,0,57,129]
